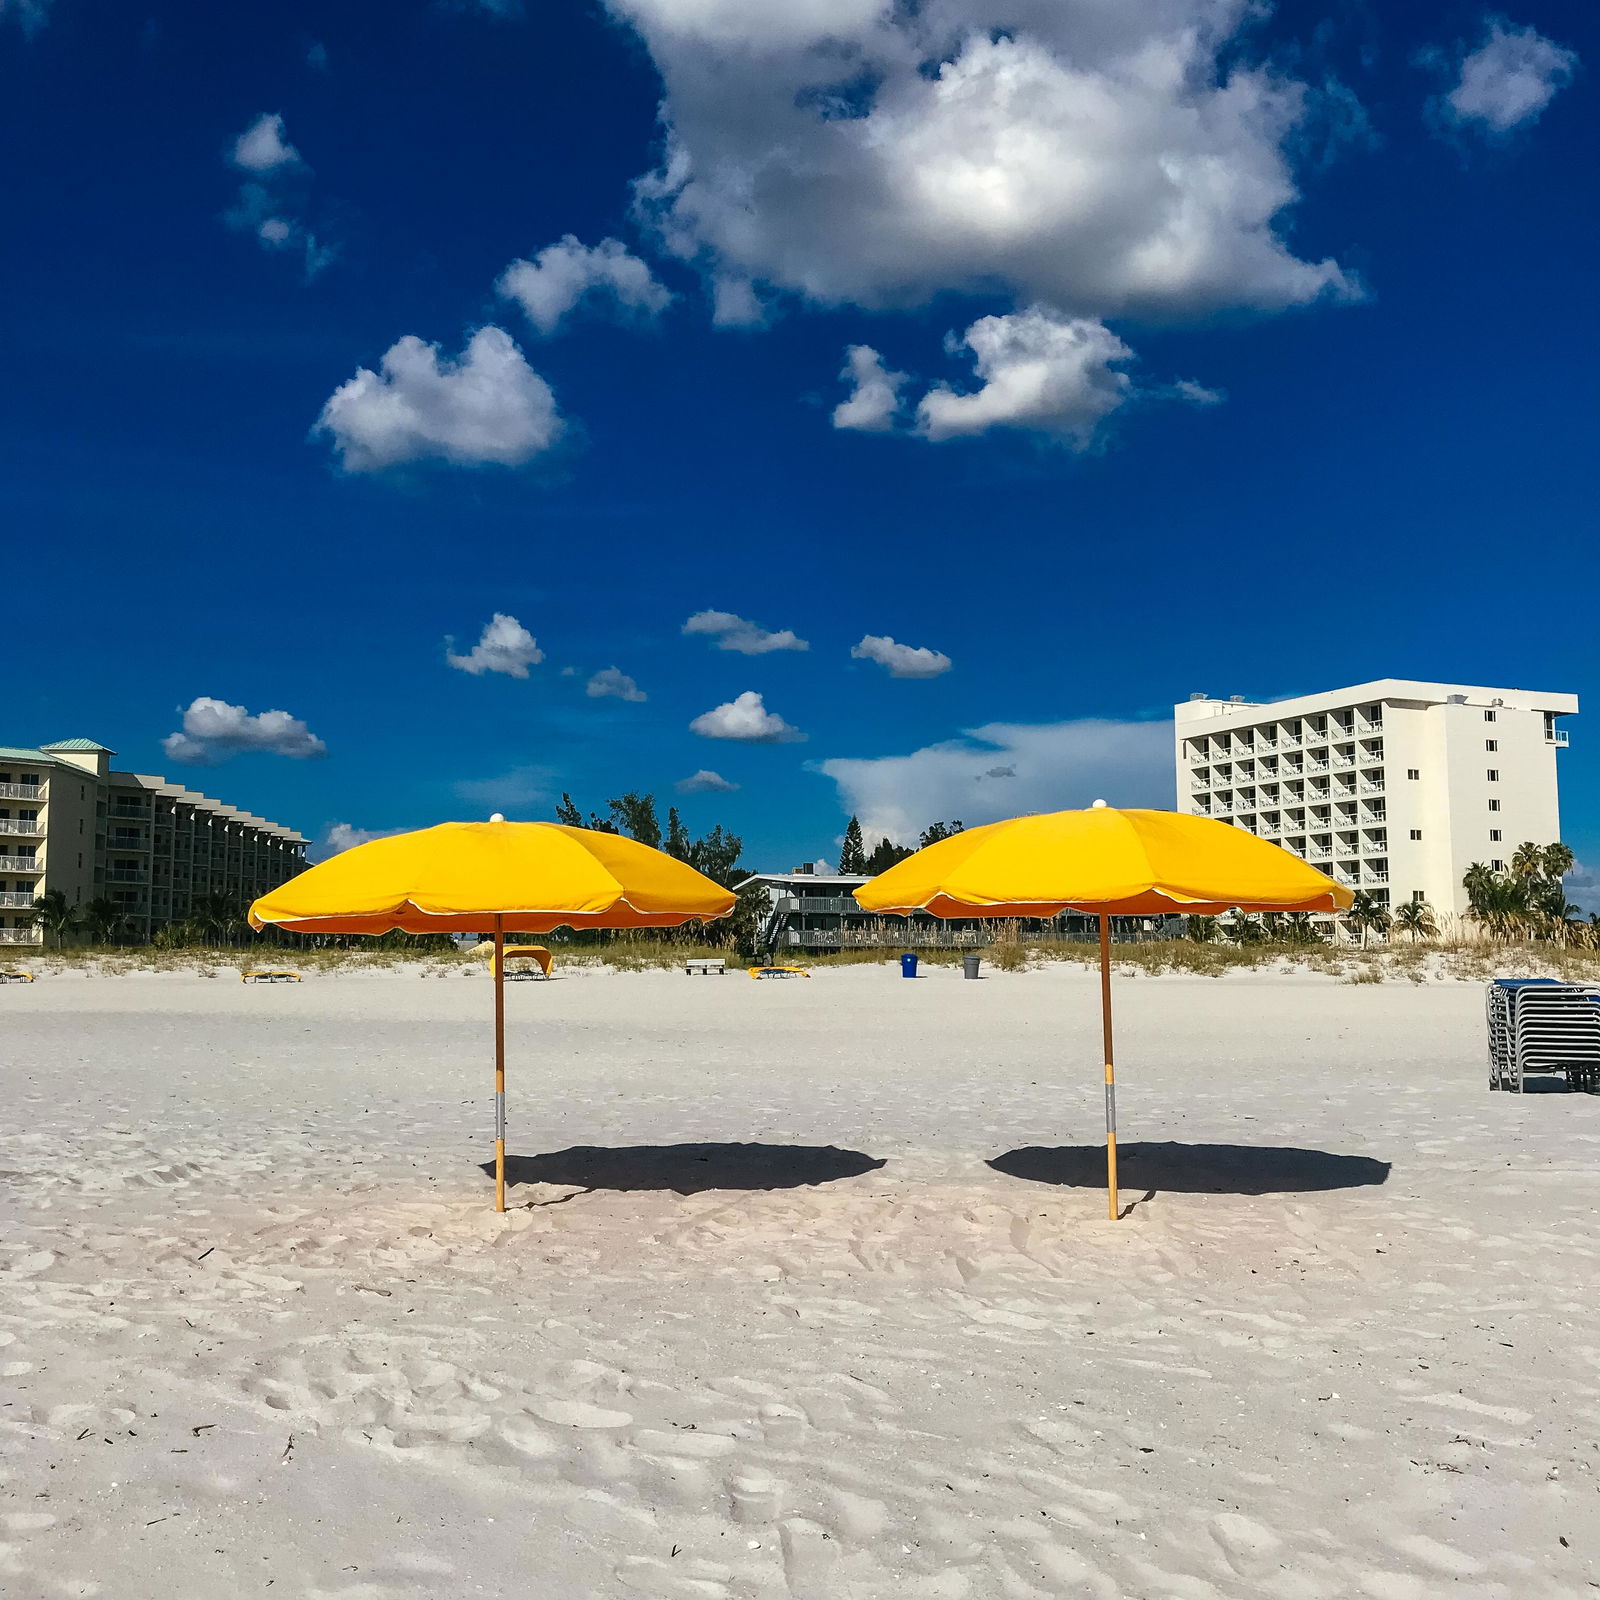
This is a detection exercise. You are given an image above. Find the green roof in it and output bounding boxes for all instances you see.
[39,738,113,752]
[0,746,49,762]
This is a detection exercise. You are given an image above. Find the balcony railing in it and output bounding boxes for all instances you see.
[0,856,40,872]
[0,928,41,945]
[1306,759,1328,772]
[0,783,42,800]
[1280,736,1302,748]
[0,818,43,836]
[105,837,150,852]
[1550,729,1570,746]
[0,891,36,908]
[104,867,147,883]
[1365,871,1390,884]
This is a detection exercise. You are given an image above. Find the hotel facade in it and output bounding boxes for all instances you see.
[0,738,307,946]
[1174,680,1577,917]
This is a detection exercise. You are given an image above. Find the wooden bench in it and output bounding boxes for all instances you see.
[242,970,302,984]
[685,958,727,976]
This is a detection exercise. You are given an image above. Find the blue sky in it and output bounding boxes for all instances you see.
[2,0,1594,875]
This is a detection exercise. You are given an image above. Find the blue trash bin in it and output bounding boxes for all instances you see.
[900,952,918,978]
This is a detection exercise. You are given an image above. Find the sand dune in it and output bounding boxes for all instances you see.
[3,964,1598,1598]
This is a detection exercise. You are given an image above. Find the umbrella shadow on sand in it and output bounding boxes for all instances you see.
[990,1142,1390,1216]
[487,1142,886,1198]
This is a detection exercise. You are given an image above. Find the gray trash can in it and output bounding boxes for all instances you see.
[962,953,981,980]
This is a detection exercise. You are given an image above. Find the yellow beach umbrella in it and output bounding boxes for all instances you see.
[855,802,1352,1219]
[249,817,736,1211]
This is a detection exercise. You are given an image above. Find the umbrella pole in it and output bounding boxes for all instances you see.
[1098,913,1118,1221]
[493,916,506,1213]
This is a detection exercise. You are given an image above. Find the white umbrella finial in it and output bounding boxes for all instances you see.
[1092,798,1108,809]
[489,813,505,823]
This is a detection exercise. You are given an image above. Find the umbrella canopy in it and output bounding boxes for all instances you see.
[249,819,736,1212]
[853,803,1351,1221]
[855,804,1351,919]
[248,819,737,935]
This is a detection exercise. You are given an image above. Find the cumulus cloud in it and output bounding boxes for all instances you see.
[223,113,330,278]
[833,345,907,432]
[917,308,1135,445]
[1431,18,1578,135]
[162,697,327,766]
[682,609,808,654]
[318,822,404,858]
[586,666,647,702]
[446,613,545,678]
[690,690,804,743]
[819,717,1172,843]
[315,328,564,472]
[498,236,673,335]
[676,769,740,794]
[850,634,952,679]
[612,1,1351,323]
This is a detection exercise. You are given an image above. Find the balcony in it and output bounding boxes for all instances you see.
[0,783,42,800]
[1331,756,1355,769]
[105,836,149,852]
[1308,847,1332,859]
[0,855,39,873]
[1365,871,1390,884]
[105,867,147,883]
[0,928,41,945]
[1359,781,1385,794]
[0,891,35,908]
[1363,808,1388,823]
[1549,729,1570,746]
[1280,736,1302,749]
[1306,759,1329,772]
[0,817,43,836]
[109,803,148,819]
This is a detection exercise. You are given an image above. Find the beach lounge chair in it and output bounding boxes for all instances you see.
[0,969,34,983]
[242,970,303,983]
[498,946,553,980]
[748,965,809,979]
[1487,978,1600,1092]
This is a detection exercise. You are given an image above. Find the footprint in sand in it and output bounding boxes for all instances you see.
[527,1398,633,1429]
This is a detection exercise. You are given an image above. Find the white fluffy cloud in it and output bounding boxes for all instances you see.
[319,822,404,858]
[676,769,740,794]
[315,328,563,472]
[586,666,647,702]
[833,345,907,432]
[162,697,327,766]
[232,113,300,172]
[850,634,952,679]
[690,690,804,742]
[917,308,1134,445]
[682,609,808,654]
[612,1,1350,324]
[498,236,673,335]
[446,613,545,677]
[223,113,330,278]
[819,716,1172,842]
[1435,18,1578,134]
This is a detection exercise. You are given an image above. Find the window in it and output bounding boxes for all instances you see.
[1485,740,1498,752]
[1407,769,1420,780]
[1484,710,1497,722]
[1409,829,1422,840]
[1412,890,1426,903]
[1489,798,1501,812]
[1489,829,1502,842]
[1486,769,1498,782]
[1491,858,1506,871]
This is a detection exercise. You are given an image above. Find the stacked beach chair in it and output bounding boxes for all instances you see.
[1487,978,1600,1093]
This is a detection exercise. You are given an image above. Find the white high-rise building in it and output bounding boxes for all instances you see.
[1174,680,1577,916]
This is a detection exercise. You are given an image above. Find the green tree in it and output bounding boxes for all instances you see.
[1542,842,1575,883]
[838,816,867,876]
[1391,899,1437,942]
[607,792,662,848]
[918,819,965,847]
[554,793,583,827]
[1346,890,1392,948]
[187,893,245,946]
[664,806,693,863]
[1223,910,1265,944]
[1185,914,1218,943]
[78,898,125,944]
[866,836,913,874]
[29,889,79,949]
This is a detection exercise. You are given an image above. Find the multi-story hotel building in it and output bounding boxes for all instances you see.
[0,738,307,946]
[1174,681,1577,916]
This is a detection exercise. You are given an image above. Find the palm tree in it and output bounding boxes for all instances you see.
[28,889,79,949]
[1391,899,1437,943]
[1346,890,1392,948]
[78,898,125,945]
[1511,841,1546,880]
[1223,910,1265,944]
[1278,911,1323,945]
[187,893,245,946]
[1541,842,1575,883]
[1185,914,1218,943]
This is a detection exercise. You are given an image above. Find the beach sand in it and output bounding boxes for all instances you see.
[2,963,1597,1598]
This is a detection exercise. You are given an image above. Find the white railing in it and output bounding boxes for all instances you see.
[1280,736,1302,748]
[0,892,35,908]
[1365,871,1390,884]
[0,783,42,800]
[1550,730,1570,746]
[1306,759,1329,771]
[0,818,42,835]
[0,928,40,944]
[0,856,39,872]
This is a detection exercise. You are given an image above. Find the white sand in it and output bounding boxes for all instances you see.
[2,963,1598,1599]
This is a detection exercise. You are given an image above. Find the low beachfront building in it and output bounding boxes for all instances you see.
[0,738,307,946]
[1174,680,1577,918]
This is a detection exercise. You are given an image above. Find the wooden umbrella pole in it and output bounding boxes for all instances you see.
[493,915,507,1213]
[1099,913,1119,1221]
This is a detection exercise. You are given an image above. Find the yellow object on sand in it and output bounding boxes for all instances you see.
[241,970,303,983]
[489,945,554,978]
[0,970,34,983]
[856,803,1351,1220]
[748,965,810,979]
[249,819,736,1212]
